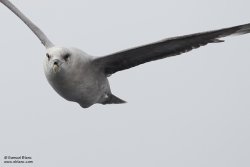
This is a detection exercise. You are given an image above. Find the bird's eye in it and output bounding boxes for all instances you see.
[46,53,51,60]
[63,54,70,61]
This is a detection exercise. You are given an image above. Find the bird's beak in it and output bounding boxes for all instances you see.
[52,59,61,73]
[53,64,60,73]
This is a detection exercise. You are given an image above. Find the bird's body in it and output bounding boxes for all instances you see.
[44,47,113,108]
[1,0,250,108]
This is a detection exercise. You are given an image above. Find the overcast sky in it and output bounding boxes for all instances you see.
[0,0,250,166]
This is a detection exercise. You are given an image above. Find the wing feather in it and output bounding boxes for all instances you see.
[93,23,250,75]
[0,0,54,48]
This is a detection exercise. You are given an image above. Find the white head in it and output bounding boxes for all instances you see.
[43,46,92,80]
[43,47,72,76]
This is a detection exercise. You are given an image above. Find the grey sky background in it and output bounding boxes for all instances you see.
[0,0,250,166]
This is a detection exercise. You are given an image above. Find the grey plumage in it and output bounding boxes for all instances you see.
[1,0,250,108]
[93,24,250,75]
[0,0,54,48]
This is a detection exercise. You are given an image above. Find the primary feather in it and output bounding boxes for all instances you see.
[93,23,250,75]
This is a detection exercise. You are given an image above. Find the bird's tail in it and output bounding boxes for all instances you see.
[102,94,126,105]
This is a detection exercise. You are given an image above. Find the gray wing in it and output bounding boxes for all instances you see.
[93,23,250,75]
[0,0,54,48]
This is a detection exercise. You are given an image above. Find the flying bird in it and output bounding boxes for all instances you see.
[1,0,250,108]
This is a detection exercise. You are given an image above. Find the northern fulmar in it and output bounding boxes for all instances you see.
[1,0,250,108]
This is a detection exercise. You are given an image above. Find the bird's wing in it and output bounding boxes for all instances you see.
[0,0,54,48]
[93,23,250,76]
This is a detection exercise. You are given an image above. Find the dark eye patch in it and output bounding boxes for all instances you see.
[46,53,51,60]
[63,54,70,61]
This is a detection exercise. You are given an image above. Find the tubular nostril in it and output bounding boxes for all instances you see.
[54,61,58,65]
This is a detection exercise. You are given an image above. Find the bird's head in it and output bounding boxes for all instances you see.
[43,47,73,75]
[43,46,92,82]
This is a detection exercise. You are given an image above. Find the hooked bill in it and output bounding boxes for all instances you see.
[53,64,60,73]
